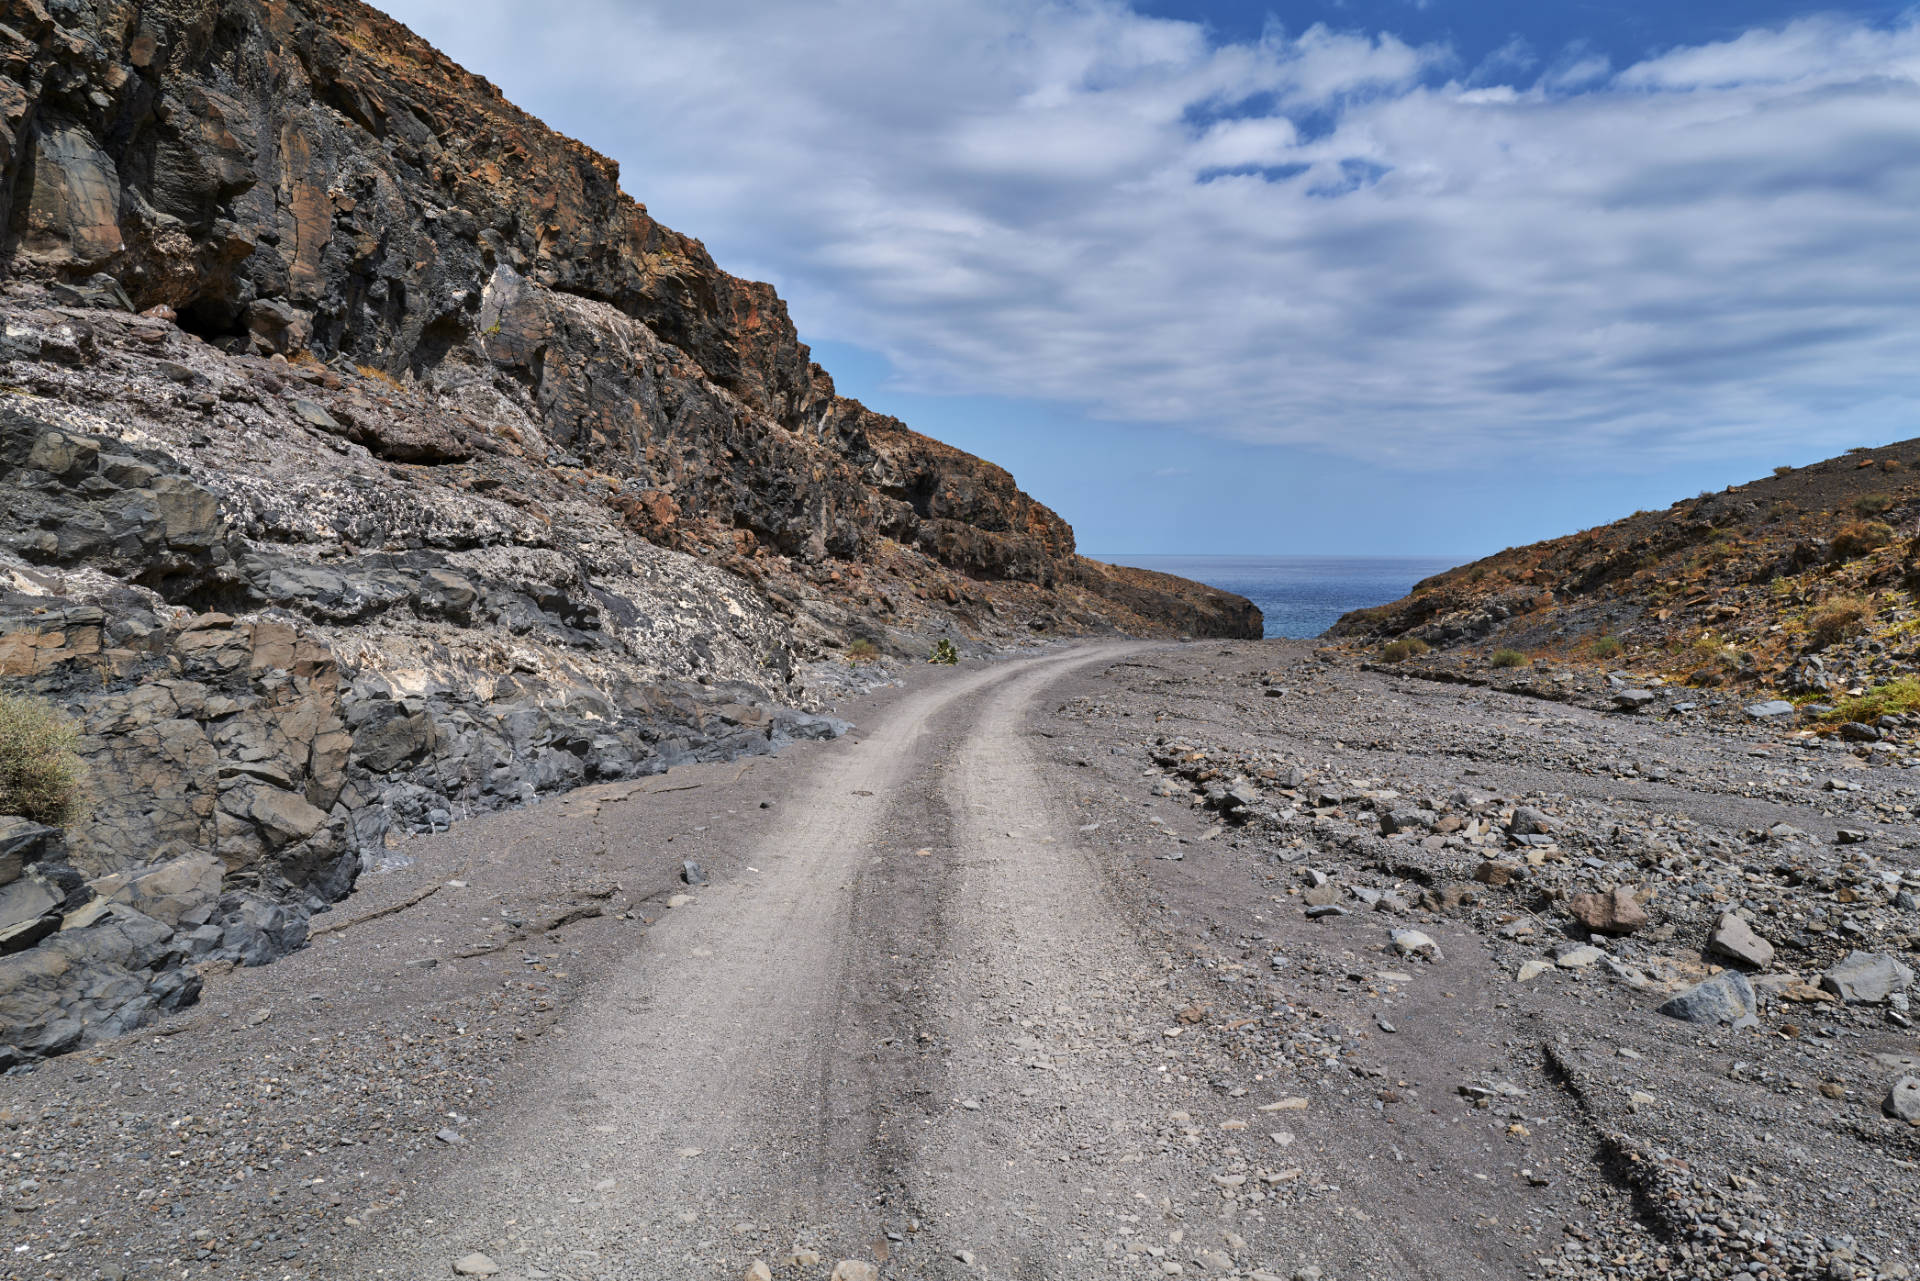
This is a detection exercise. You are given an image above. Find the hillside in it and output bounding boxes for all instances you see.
[0,0,1255,1062]
[1331,440,1920,716]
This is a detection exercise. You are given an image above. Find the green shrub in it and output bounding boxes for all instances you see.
[1381,637,1430,662]
[1832,520,1894,559]
[845,638,880,664]
[0,694,85,826]
[1825,676,1920,723]
[1489,648,1527,669]
[1808,596,1872,648]
[1853,493,1896,516]
[929,639,959,665]
[1590,635,1624,660]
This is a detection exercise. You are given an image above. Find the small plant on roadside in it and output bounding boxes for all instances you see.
[1489,648,1527,669]
[1590,634,1624,660]
[929,639,959,665]
[1824,676,1920,724]
[0,694,86,827]
[845,638,881,664]
[1831,520,1894,560]
[1381,637,1429,662]
[1807,596,1872,649]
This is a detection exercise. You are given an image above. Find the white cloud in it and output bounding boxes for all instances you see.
[378,2,1920,468]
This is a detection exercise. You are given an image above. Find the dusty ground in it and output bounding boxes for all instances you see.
[4,641,1917,1281]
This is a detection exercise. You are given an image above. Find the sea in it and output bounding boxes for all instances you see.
[1092,554,1463,640]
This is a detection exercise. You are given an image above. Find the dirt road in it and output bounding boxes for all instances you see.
[355,644,1169,1278]
[20,640,1908,1281]
[354,643,1508,1280]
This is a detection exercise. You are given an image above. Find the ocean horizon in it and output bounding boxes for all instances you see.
[1093,553,1464,640]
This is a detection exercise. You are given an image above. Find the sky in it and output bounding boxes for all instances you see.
[377,0,1920,559]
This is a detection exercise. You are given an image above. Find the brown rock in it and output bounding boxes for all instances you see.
[1567,886,1649,935]
[1474,860,1518,887]
[14,121,123,266]
[1301,882,1340,908]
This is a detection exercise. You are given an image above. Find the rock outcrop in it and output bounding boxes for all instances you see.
[0,0,1259,1062]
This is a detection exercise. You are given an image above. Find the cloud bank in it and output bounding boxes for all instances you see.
[379,1,1920,466]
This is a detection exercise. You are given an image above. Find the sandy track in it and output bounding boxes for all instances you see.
[357,644,1147,1280]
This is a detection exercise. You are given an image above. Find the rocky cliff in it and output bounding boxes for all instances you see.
[0,0,1259,1063]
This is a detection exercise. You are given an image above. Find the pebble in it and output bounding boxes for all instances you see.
[452,1254,500,1277]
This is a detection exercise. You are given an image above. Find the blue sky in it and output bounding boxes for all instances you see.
[379,1,1920,559]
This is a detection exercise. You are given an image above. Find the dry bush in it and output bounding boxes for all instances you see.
[1853,493,1896,516]
[0,694,85,826]
[1590,635,1624,660]
[845,638,881,664]
[1489,648,1527,668]
[355,363,405,390]
[1808,596,1872,649]
[1832,520,1894,560]
[1381,638,1430,662]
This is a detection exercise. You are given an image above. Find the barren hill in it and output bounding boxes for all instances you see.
[1332,440,1920,712]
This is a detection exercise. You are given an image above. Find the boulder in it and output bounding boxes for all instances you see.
[1611,689,1656,711]
[1745,700,1796,721]
[1390,929,1441,961]
[1887,1077,1920,1125]
[1820,951,1914,1004]
[1708,913,1774,969]
[1509,806,1555,836]
[1657,971,1759,1029]
[1379,808,1429,836]
[1567,886,1648,935]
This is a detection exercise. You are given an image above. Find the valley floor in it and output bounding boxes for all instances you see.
[4,643,1917,1281]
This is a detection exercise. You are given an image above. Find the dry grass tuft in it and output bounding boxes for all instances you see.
[0,694,86,826]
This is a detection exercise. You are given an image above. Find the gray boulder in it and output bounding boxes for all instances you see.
[1510,806,1556,837]
[1887,1077,1920,1124]
[1657,971,1759,1029]
[1820,951,1915,1004]
[1380,808,1430,836]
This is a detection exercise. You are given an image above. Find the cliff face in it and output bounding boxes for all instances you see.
[0,0,1257,1062]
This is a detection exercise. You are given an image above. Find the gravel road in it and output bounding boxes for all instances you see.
[9,640,1915,1281]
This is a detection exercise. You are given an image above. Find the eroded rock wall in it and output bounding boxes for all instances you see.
[0,0,1259,1062]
